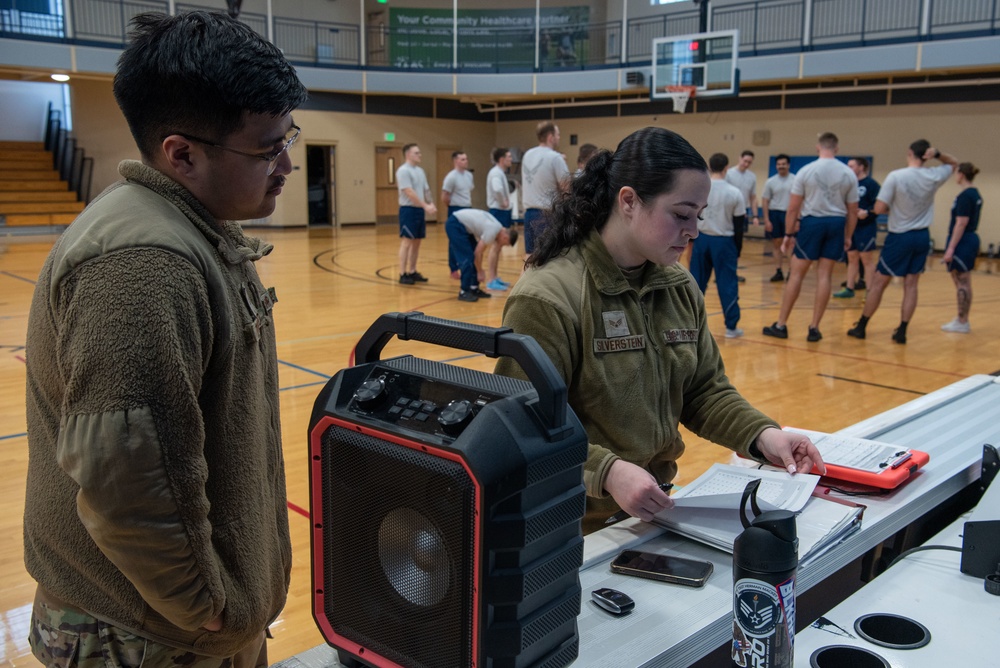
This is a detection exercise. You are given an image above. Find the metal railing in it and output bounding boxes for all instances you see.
[1,0,997,72]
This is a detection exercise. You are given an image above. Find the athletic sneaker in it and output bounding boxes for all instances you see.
[470,287,492,299]
[457,290,478,302]
[409,271,429,282]
[847,323,866,339]
[725,328,744,339]
[399,273,415,285]
[855,279,867,290]
[941,318,970,333]
[450,270,460,280]
[892,327,907,344]
[737,275,746,283]
[807,327,823,342]
[486,278,508,291]
[833,287,855,298]
[769,269,784,282]
[762,323,788,339]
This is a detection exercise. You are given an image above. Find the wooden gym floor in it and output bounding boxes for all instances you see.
[1,223,997,666]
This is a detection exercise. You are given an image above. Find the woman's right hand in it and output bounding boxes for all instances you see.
[604,460,674,522]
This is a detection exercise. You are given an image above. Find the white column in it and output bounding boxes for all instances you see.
[803,0,812,47]
[620,0,628,65]
[266,0,272,43]
[920,0,932,36]
[535,0,540,70]
[453,0,458,69]
[359,0,366,67]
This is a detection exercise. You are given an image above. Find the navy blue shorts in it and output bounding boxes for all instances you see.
[851,222,877,253]
[399,206,426,239]
[489,208,513,228]
[794,216,845,261]
[878,228,930,276]
[766,210,786,239]
[524,208,546,254]
[945,231,980,273]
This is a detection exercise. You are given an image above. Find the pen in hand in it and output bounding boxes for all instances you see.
[605,482,674,525]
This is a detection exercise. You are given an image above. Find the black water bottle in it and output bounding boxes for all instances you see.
[731,480,798,668]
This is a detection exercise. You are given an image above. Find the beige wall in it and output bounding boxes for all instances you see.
[496,101,1000,249]
[275,109,497,225]
[65,76,999,247]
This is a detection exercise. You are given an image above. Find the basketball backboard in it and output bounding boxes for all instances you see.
[651,29,739,100]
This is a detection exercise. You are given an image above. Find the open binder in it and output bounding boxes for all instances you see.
[650,464,864,565]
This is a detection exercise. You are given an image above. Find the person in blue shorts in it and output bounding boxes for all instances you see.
[834,157,881,298]
[940,163,982,334]
[763,132,858,342]
[396,143,437,284]
[761,154,794,282]
[847,140,957,343]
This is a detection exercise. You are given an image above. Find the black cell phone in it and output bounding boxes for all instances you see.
[610,549,714,587]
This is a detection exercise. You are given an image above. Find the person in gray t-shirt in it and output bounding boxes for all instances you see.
[396,143,437,284]
[763,133,858,343]
[761,154,794,281]
[848,139,958,344]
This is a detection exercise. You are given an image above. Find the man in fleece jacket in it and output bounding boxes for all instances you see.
[23,11,307,668]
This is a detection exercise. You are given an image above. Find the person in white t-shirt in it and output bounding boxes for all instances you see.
[521,121,570,256]
[763,132,858,343]
[689,153,747,339]
[442,150,475,277]
[847,140,958,344]
[725,150,759,270]
[446,208,518,302]
[761,154,795,282]
[396,143,437,285]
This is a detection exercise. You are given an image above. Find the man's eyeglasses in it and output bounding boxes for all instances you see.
[180,125,301,176]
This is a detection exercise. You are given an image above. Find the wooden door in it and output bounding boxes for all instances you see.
[436,146,460,218]
[375,145,403,224]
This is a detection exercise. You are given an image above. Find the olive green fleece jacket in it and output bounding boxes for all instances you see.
[496,230,777,533]
[23,160,290,657]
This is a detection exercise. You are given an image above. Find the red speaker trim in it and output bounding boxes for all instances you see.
[309,415,483,668]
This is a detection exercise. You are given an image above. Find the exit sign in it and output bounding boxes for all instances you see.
[384,132,396,141]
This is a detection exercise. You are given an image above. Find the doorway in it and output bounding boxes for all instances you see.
[306,144,336,226]
[375,145,404,224]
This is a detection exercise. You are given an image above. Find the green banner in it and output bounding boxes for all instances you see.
[388,7,590,70]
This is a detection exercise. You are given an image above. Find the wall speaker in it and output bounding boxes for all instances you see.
[310,312,588,668]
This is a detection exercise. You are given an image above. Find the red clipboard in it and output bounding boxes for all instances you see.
[783,427,930,490]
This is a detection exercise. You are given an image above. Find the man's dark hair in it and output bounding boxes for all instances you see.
[492,147,509,164]
[851,157,870,171]
[709,153,729,173]
[530,127,707,267]
[507,227,519,247]
[114,11,307,160]
[818,132,839,149]
[402,143,419,157]
[775,153,791,163]
[909,139,931,160]
[576,143,598,167]
[452,150,466,161]
[740,150,755,158]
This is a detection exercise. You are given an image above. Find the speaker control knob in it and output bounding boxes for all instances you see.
[353,378,387,410]
[438,400,475,435]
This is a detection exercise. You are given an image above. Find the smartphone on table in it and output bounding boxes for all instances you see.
[610,549,714,588]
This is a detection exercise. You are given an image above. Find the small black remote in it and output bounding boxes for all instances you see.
[591,587,635,615]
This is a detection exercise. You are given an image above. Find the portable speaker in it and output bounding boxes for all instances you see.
[309,312,588,668]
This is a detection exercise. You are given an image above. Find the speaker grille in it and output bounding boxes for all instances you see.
[524,541,583,599]
[321,425,476,668]
[522,593,582,650]
[526,494,587,544]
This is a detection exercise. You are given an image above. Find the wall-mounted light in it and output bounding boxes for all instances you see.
[51,73,70,82]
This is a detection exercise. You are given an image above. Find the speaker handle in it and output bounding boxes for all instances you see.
[355,311,570,437]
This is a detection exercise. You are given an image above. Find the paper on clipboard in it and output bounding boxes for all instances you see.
[783,427,910,472]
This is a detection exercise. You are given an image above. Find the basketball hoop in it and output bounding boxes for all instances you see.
[665,85,696,113]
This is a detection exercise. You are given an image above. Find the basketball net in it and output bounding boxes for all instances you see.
[666,85,696,113]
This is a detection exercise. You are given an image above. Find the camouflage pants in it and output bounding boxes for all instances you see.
[29,591,267,668]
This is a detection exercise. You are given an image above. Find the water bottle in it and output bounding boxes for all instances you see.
[731,480,798,668]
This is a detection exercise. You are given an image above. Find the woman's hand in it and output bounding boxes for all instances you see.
[604,460,674,522]
[756,427,827,476]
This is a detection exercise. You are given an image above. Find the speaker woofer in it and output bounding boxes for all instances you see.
[378,508,452,607]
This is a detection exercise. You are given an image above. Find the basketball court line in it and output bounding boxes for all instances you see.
[815,373,925,395]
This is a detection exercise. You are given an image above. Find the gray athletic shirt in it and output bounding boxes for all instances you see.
[453,208,502,244]
[521,146,569,209]
[397,162,431,207]
[791,158,858,218]
[725,167,757,209]
[877,164,954,233]
[699,179,746,237]
[762,173,795,211]
[442,169,474,207]
[486,165,510,210]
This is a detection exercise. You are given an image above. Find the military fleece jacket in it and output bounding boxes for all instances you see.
[496,230,777,533]
[24,160,291,657]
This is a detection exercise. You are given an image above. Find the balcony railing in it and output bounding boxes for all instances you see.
[1,0,997,72]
